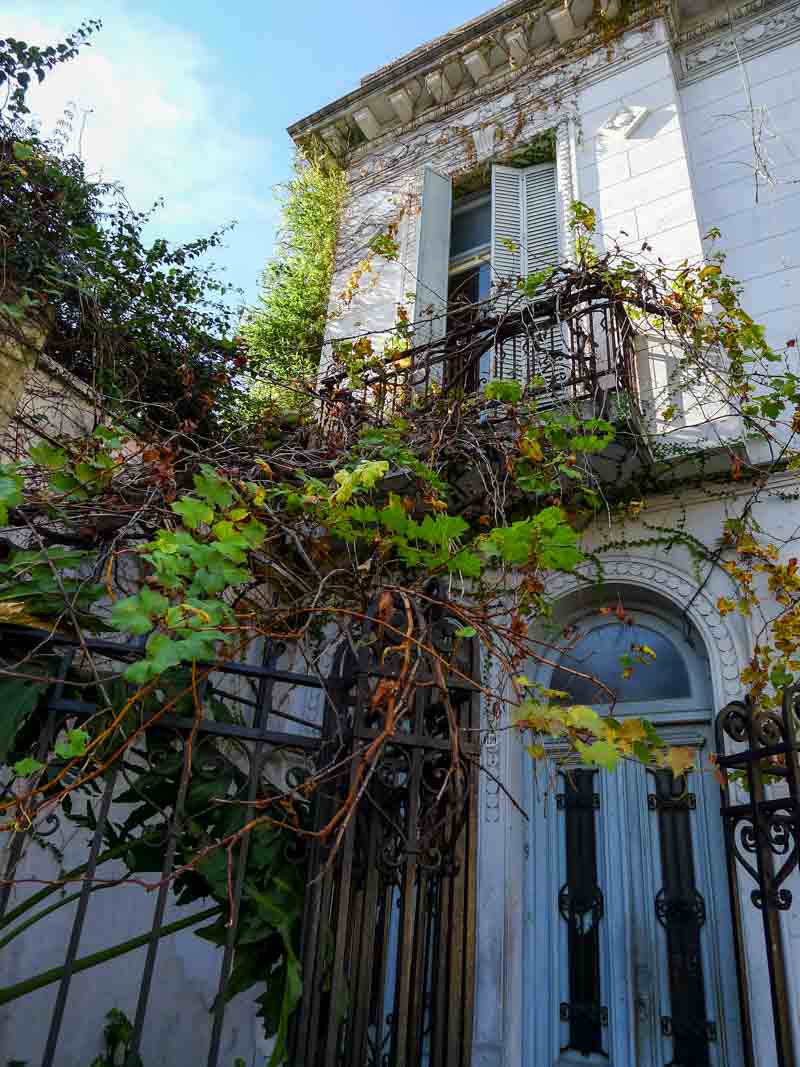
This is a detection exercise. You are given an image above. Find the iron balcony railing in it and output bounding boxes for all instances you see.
[320,283,640,425]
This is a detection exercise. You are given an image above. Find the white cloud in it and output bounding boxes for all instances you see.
[1,2,279,299]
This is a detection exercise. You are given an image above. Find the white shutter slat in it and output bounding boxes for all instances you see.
[491,165,523,287]
[414,165,452,351]
[491,165,525,384]
[523,163,559,276]
[489,162,561,390]
[523,162,567,406]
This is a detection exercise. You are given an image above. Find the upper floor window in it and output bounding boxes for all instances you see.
[413,156,560,361]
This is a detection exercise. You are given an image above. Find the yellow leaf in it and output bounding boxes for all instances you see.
[520,437,544,462]
[664,746,696,778]
[526,743,546,759]
[0,602,68,632]
[566,705,607,737]
[633,644,656,660]
[616,718,647,742]
[575,738,619,771]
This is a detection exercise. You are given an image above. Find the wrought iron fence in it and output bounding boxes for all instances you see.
[295,625,480,1067]
[716,686,800,1067]
[0,616,479,1067]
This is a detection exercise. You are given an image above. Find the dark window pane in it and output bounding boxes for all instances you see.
[550,623,691,704]
[448,262,491,308]
[446,263,492,393]
[451,197,491,259]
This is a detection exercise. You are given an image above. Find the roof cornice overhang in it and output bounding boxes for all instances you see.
[288,0,792,161]
[287,0,637,157]
[288,0,541,139]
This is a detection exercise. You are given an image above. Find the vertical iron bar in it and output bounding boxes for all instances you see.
[749,745,796,1067]
[0,651,70,921]
[651,770,710,1066]
[447,788,467,1067]
[390,706,424,1066]
[127,676,210,1058]
[722,785,756,1067]
[461,752,479,1067]
[321,657,366,1067]
[41,764,119,1067]
[559,769,604,1056]
[350,809,382,1063]
[206,645,276,1067]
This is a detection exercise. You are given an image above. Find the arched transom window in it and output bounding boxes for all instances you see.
[548,609,711,717]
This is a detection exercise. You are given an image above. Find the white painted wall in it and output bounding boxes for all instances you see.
[0,830,267,1066]
[575,44,705,267]
[681,38,800,349]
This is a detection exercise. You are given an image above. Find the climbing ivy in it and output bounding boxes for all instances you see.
[240,151,347,417]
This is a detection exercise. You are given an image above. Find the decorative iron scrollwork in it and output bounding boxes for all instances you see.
[655,887,706,929]
[716,687,800,1067]
[559,884,604,924]
[717,691,800,912]
[557,789,600,810]
[661,1016,717,1042]
[648,791,695,811]
[560,1002,608,1026]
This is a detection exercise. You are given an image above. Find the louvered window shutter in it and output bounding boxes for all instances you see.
[523,163,559,275]
[413,165,452,350]
[491,165,525,383]
[491,162,561,389]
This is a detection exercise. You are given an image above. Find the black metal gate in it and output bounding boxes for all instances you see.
[717,685,800,1067]
[294,619,480,1067]
[0,615,479,1067]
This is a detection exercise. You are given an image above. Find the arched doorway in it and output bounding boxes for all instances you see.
[523,595,744,1067]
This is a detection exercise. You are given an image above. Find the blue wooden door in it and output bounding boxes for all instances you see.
[524,613,743,1066]
[524,737,743,1066]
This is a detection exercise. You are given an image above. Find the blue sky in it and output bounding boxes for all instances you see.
[2,0,496,307]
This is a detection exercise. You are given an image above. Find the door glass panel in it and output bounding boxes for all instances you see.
[649,766,713,1067]
[558,770,606,1056]
[550,623,691,704]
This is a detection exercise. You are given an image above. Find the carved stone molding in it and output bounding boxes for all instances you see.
[473,124,497,162]
[484,733,502,823]
[556,119,576,262]
[597,103,649,141]
[546,555,746,700]
[481,653,504,823]
[678,0,800,82]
